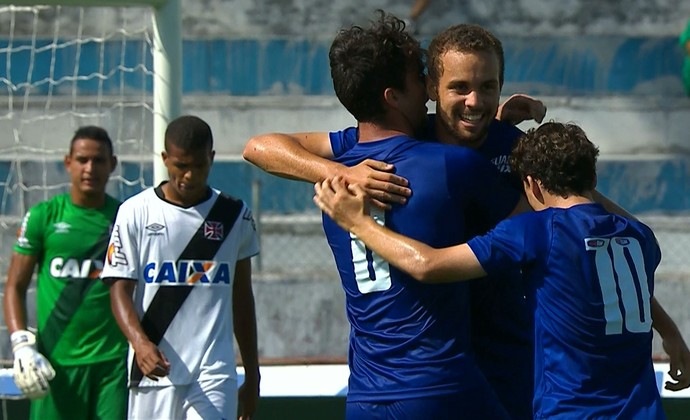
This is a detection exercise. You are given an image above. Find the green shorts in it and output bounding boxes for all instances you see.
[30,357,127,420]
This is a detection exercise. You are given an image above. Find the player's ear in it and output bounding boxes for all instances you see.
[383,87,399,108]
[110,155,118,173]
[526,176,545,204]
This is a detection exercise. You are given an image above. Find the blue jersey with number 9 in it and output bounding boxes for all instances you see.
[468,203,664,419]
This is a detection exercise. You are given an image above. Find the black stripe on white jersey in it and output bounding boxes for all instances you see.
[131,192,244,384]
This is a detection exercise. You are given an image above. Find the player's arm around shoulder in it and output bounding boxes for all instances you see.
[496,94,547,126]
[233,258,260,419]
[652,295,690,391]
[314,177,487,283]
[243,131,410,209]
[243,131,336,182]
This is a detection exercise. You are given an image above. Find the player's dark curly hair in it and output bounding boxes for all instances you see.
[329,11,425,123]
[70,126,114,156]
[427,24,504,90]
[509,122,599,198]
[165,115,213,151]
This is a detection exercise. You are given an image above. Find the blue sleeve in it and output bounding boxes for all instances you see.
[329,126,358,157]
[468,218,528,276]
[638,222,662,272]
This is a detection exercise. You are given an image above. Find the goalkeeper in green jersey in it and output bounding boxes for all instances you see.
[3,126,128,419]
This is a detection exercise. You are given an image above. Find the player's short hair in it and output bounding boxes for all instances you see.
[329,10,425,123]
[510,122,599,197]
[164,115,214,152]
[70,126,114,156]
[427,24,504,90]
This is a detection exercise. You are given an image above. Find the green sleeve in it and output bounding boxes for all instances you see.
[680,20,690,47]
[14,202,47,255]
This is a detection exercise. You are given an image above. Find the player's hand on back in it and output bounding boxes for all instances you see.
[314,176,370,231]
[497,93,547,126]
[662,333,690,391]
[11,330,56,399]
[132,339,170,380]
[336,159,410,210]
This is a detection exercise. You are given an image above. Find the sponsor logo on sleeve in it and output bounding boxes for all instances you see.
[242,208,256,231]
[16,211,31,248]
[107,225,129,267]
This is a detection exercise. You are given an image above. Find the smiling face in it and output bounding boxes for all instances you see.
[64,138,116,200]
[429,49,501,148]
[162,143,214,207]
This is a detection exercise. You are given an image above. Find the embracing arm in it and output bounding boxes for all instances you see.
[652,297,690,391]
[244,132,410,208]
[233,258,260,419]
[4,253,37,332]
[243,132,339,182]
[592,190,638,221]
[496,94,547,126]
[109,279,170,380]
[314,177,487,282]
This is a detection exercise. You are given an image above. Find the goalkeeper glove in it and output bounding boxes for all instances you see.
[11,330,56,399]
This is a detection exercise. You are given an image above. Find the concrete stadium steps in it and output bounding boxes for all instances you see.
[2,157,690,216]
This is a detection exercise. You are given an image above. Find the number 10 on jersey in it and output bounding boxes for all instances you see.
[586,236,652,336]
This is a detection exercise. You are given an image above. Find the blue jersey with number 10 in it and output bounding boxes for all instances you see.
[325,133,519,405]
[468,203,665,419]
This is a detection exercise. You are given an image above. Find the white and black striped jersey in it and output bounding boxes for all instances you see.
[101,185,259,387]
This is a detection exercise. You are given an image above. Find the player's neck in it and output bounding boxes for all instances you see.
[70,190,106,208]
[544,192,594,209]
[159,181,211,208]
[358,121,411,143]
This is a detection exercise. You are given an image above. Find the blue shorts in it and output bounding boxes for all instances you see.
[345,391,510,420]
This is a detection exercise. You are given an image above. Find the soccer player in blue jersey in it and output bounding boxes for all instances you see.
[314,121,667,419]
[318,12,531,418]
[245,20,690,418]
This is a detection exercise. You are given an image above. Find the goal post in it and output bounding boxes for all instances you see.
[150,0,182,184]
[0,0,181,210]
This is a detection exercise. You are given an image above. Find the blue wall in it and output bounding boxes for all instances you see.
[1,36,685,97]
[2,159,689,215]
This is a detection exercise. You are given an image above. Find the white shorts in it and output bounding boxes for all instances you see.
[127,377,237,420]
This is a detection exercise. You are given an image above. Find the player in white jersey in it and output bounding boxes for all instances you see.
[102,115,260,420]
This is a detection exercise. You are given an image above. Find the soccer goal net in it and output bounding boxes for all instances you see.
[0,0,180,270]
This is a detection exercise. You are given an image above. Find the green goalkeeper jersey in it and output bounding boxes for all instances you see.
[14,193,127,365]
